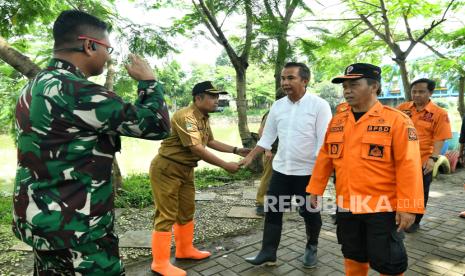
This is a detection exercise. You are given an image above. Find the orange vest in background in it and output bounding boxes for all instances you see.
[397,101,452,164]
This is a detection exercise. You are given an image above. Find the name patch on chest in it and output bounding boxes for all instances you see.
[330,126,344,132]
[367,125,391,133]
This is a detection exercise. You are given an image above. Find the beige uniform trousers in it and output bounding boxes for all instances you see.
[149,155,195,232]
[256,155,274,206]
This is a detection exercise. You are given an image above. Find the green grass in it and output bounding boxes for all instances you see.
[0,178,13,194]
[0,195,12,225]
[115,168,256,208]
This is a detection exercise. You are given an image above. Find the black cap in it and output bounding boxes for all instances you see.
[331,63,381,84]
[192,81,228,96]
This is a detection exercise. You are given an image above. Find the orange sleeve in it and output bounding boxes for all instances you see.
[433,111,452,141]
[392,116,424,214]
[307,129,334,195]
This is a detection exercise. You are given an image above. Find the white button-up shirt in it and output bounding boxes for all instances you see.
[257,92,332,176]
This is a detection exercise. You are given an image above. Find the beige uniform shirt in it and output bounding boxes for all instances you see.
[158,104,213,167]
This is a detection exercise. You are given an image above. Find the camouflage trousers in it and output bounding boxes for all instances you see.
[33,233,124,276]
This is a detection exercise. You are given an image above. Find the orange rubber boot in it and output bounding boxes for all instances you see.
[151,231,186,276]
[174,220,211,260]
[345,258,369,276]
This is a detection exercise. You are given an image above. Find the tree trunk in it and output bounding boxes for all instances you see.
[236,69,252,146]
[458,75,465,117]
[396,59,411,101]
[274,35,288,91]
[236,68,262,172]
[104,59,123,192]
[0,36,41,79]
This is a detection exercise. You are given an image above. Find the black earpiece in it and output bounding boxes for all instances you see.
[90,42,97,51]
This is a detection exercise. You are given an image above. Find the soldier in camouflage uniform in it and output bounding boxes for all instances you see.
[13,10,170,275]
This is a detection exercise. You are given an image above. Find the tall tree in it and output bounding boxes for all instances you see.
[347,0,457,100]
[189,0,256,149]
[257,0,311,90]
[413,25,465,116]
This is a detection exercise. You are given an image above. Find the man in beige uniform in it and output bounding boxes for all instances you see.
[149,81,249,276]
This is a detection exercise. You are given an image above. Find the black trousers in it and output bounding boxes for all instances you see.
[415,171,433,224]
[264,170,322,246]
[336,212,408,275]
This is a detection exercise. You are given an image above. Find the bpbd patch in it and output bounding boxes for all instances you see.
[368,144,384,158]
[367,125,391,133]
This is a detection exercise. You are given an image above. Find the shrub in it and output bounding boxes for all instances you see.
[115,168,255,208]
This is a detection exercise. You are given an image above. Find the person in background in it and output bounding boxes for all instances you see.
[459,114,465,219]
[149,81,250,276]
[307,63,424,276]
[397,78,452,232]
[254,88,286,216]
[13,10,171,275]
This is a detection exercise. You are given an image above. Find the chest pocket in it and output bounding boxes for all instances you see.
[199,122,210,145]
[361,135,392,162]
[326,133,344,158]
[416,119,433,133]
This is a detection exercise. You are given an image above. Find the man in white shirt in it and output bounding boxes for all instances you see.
[240,62,332,268]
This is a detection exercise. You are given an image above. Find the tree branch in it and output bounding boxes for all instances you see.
[358,13,388,45]
[404,0,455,56]
[283,0,299,25]
[264,0,279,26]
[403,6,414,41]
[240,0,254,64]
[220,0,242,29]
[296,18,362,22]
[358,0,381,9]
[193,1,222,44]
[0,36,41,79]
[379,0,394,46]
[274,0,284,19]
[419,41,447,59]
[441,0,455,21]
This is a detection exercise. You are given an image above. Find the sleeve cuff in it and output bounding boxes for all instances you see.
[257,140,272,151]
[137,80,159,96]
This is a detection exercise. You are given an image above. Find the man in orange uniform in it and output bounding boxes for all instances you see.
[307,63,424,276]
[397,78,452,232]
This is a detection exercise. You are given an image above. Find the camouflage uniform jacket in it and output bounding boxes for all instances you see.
[13,58,170,250]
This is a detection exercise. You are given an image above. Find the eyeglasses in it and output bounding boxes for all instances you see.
[78,35,114,54]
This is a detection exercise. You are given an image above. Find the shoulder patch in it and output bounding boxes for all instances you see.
[186,121,194,131]
[408,128,418,141]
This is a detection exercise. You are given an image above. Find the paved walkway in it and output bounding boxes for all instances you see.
[126,169,465,275]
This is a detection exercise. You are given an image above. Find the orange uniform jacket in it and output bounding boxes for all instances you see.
[307,101,424,214]
[397,101,452,164]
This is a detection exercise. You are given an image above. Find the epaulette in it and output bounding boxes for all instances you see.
[384,105,410,119]
[335,102,350,113]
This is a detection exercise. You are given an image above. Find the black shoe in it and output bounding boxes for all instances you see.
[245,223,282,266]
[302,244,317,268]
[255,205,264,216]
[405,223,420,233]
[245,250,277,266]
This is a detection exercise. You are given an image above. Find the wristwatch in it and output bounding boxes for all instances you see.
[429,156,438,162]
